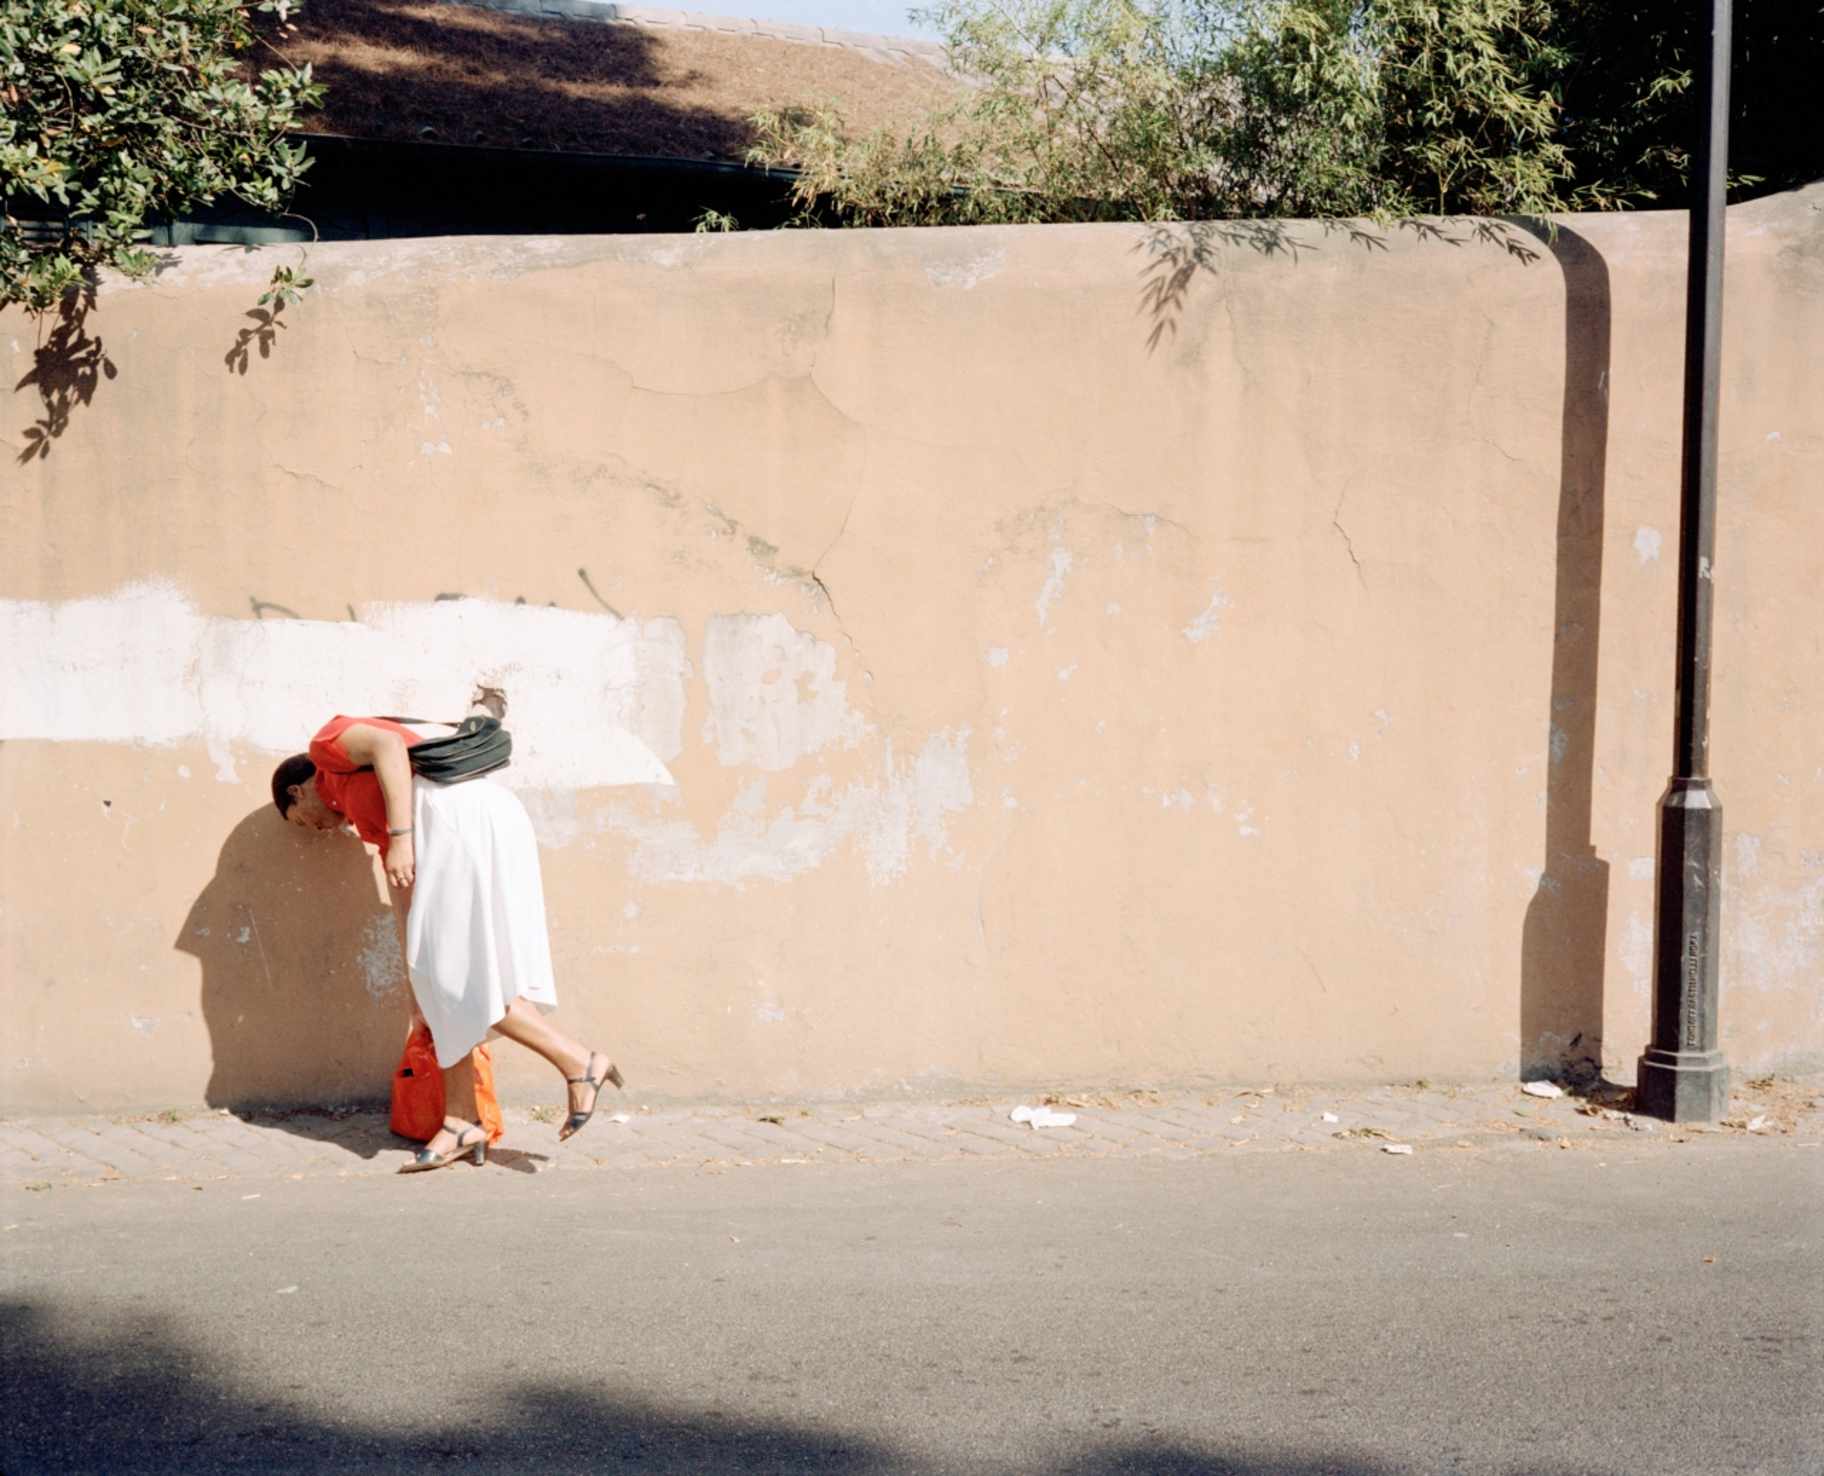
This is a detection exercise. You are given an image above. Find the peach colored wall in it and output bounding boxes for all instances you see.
[3,187,1820,1113]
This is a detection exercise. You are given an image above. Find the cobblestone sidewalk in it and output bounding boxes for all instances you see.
[3,1076,1818,1190]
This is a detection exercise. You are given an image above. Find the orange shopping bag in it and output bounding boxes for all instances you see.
[389,1022,505,1145]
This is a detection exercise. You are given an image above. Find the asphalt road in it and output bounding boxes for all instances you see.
[3,1138,1819,1474]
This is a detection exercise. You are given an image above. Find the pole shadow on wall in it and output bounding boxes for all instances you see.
[175,807,402,1160]
[1517,224,1612,1086]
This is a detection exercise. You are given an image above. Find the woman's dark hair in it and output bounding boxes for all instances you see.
[272,754,316,816]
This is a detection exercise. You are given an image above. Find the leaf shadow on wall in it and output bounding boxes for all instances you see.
[1518,223,1612,1085]
[222,300,292,376]
[1136,217,1542,354]
[176,807,402,1156]
[12,285,116,464]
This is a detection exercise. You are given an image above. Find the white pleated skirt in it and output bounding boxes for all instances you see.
[405,774,558,1068]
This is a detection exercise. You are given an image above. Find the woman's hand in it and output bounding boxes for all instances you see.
[386,834,416,889]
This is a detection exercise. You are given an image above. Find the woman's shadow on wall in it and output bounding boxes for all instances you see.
[176,808,404,1160]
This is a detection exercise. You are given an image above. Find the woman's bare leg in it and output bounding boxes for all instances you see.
[442,1053,478,1122]
[490,997,618,1139]
[419,1053,480,1157]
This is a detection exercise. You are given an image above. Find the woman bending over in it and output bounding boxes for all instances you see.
[271,702,621,1172]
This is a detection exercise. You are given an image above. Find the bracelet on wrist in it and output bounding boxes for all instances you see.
[388,826,413,837]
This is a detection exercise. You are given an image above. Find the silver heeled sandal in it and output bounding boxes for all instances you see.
[561,1052,625,1141]
[400,1117,488,1173]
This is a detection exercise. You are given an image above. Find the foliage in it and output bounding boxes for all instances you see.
[749,0,1820,230]
[1553,0,1824,209]
[749,0,1575,227]
[0,0,323,312]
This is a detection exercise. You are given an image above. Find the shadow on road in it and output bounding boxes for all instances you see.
[2,1297,1619,1475]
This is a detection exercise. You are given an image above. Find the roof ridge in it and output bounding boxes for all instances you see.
[440,0,951,68]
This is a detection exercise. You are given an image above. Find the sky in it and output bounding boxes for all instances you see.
[719,1,945,40]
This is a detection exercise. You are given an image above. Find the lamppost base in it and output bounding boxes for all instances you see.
[1636,1046,1729,1123]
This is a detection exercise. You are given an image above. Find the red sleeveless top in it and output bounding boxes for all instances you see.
[308,716,423,855]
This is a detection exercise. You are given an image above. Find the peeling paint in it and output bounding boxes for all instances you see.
[610,728,972,887]
[1633,527,1663,564]
[1628,857,1655,881]
[1182,582,1231,644]
[1731,877,1824,1001]
[1620,913,1653,999]
[1733,833,1762,879]
[702,613,866,772]
[923,245,1006,290]
[356,914,405,1003]
[1035,544,1073,630]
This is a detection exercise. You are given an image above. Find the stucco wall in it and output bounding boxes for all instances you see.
[3,188,1820,1112]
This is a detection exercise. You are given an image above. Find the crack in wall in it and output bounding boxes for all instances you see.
[1331,487,1366,588]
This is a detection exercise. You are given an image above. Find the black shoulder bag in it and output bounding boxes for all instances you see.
[374,715,513,783]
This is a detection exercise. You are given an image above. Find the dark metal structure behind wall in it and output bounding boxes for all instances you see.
[142,134,805,246]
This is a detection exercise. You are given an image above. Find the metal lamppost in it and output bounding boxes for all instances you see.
[1637,0,1734,1122]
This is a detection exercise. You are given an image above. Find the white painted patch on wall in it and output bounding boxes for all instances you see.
[610,728,972,887]
[357,913,406,1002]
[1730,876,1824,999]
[1235,804,1260,839]
[1035,545,1073,630]
[177,764,192,780]
[1346,740,1361,762]
[1182,582,1231,643]
[1620,912,1653,999]
[130,1015,158,1036]
[1057,664,1077,683]
[419,440,452,457]
[0,582,680,792]
[1628,856,1655,881]
[1105,602,1121,616]
[985,646,1010,668]
[923,244,1006,290]
[1733,832,1762,879]
[1549,725,1570,765]
[755,1002,787,1024]
[702,613,866,771]
[1633,527,1663,564]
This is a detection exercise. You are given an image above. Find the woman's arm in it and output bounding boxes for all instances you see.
[390,879,427,1035]
[338,722,416,888]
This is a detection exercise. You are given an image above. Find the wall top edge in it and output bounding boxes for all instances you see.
[20,181,1820,304]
